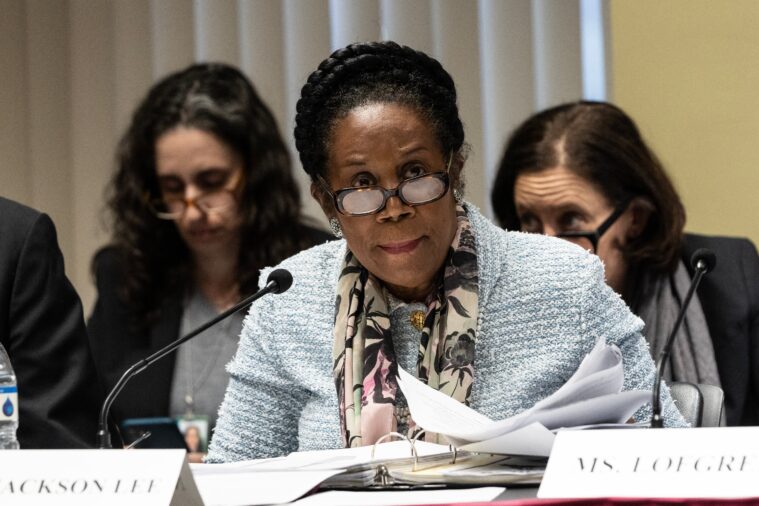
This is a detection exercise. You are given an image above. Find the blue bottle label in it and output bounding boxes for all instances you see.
[0,386,18,422]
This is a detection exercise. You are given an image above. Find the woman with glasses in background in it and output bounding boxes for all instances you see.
[491,100,759,426]
[207,43,685,463]
[88,63,330,453]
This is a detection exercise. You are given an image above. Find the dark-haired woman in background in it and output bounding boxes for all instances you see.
[207,43,685,463]
[491,100,759,426]
[88,63,330,449]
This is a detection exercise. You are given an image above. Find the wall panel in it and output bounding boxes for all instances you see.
[0,0,31,203]
[195,0,240,63]
[611,0,759,245]
[239,0,287,130]
[68,0,116,307]
[432,1,485,210]
[380,0,432,54]
[330,0,380,49]
[479,0,535,216]
[25,0,73,260]
[532,0,583,109]
[282,0,331,223]
[151,0,195,78]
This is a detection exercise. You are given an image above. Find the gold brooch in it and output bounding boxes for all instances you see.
[410,310,425,331]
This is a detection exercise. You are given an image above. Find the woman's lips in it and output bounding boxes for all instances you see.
[378,237,422,254]
[188,228,220,240]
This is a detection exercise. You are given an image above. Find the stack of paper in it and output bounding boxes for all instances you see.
[191,441,452,505]
[387,453,546,486]
[398,338,650,456]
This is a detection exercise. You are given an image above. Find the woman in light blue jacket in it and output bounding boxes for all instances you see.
[208,41,686,462]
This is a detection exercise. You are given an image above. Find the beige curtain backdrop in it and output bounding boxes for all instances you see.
[610,0,759,248]
[1,0,588,311]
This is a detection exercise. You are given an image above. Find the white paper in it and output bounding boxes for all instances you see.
[289,486,505,506]
[190,441,452,505]
[398,338,649,455]
[459,422,555,456]
[191,467,341,506]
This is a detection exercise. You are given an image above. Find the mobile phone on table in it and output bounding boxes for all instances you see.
[120,417,188,450]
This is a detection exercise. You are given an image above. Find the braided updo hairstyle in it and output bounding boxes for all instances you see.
[294,41,467,182]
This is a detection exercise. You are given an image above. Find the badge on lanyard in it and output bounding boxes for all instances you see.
[176,414,209,453]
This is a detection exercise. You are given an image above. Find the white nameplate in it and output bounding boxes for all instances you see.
[539,427,759,499]
[0,449,203,505]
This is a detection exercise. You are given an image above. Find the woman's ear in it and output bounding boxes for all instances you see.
[449,152,466,195]
[626,197,654,239]
[310,181,335,219]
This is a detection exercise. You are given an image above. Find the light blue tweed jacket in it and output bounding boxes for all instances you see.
[207,205,686,462]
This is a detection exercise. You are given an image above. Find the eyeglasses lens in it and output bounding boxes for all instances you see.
[340,188,386,215]
[401,176,446,203]
[197,192,235,213]
[153,191,235,220]
[339,175,447,215]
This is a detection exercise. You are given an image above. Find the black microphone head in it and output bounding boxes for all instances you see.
[267,269,293,294]
[690,248,716,273]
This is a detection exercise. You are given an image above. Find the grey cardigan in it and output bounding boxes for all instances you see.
[208,205,685,462]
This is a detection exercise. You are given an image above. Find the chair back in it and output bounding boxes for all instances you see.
[668,382,726,427]
[697,383,727,427]
[669,382,703,427]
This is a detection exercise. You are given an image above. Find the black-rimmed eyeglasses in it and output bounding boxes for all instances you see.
[319,157,453,216]
[555,200,630,253]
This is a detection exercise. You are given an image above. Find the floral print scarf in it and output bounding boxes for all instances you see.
[332,205,479,447]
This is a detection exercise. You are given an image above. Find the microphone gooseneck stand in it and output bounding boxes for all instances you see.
[96,269,293,448]
[650,249,716,428]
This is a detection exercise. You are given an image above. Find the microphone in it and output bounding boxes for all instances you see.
[96,268,293,448]
[650,249,716,428]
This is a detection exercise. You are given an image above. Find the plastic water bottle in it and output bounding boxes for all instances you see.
[0,343,19,449]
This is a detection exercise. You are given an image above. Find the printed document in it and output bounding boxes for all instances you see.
[398,338,650,456]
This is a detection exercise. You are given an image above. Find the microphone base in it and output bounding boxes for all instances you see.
[97,429,112,449]
[650,414,664,429]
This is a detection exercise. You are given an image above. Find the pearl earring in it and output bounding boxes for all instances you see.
[329,217,343,238]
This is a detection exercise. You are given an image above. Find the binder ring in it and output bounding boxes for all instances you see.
[411,430,458,467]
[370,431,417,464]
[448,444,458,464]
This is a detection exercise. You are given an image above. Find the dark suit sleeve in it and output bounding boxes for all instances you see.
[87,247,181,427]
[87,247,134,394]
[8,213,101,448]
[740,239,759,424]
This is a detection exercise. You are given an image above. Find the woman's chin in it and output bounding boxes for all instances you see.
[376,268,438,301]
[186,228,223,243]
[362,248,442,300]
[184,232,234,258]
